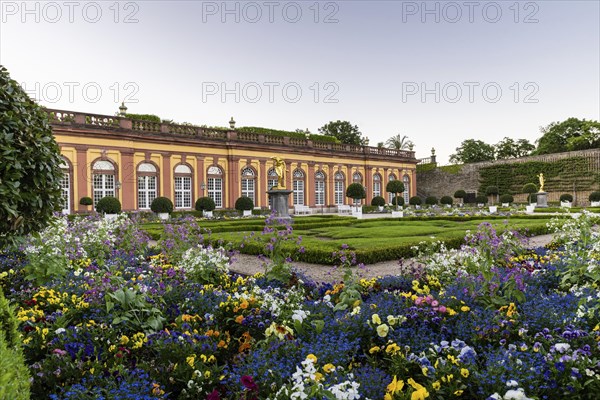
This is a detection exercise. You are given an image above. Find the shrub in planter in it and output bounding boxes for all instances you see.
[454,190,466,200]
[150,197,173,214]
[235,196,254,211]
[95,196,121,214]
[440,196,453,206]
[589,191,600,202]
[409,196,422,206]
[475,195,488,205]
[391,196,405,207]
[79,197,93,206]
[560,194,573,203]
[425,196,438,205]
[485,186,499,196]
[386,180,405,210]
[370,196,386,207]
[522,183,537,204]
[346,183,366,205]
[499,194,514,204]
[195,197,216,212]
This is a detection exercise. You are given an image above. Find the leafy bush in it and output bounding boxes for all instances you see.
[150,197,174,213]
[386,180,405,197]
[391,196,404,207]
[440,196,453,205]
[560,194,573,203]
[346,183,366,201]
[425,196,438,205]
[235,196,254,211]
[409,196,422,206]
[589,191,600,202]
[96,196,122,214]
[475,195,488,204]
[530,193,538,203]
[195,197,216,212]
[79,197,93,206]
[454,190,466,199]
[0,66,64,248]
[485,185,499,196]
[370,196,386,207]
[522,183,537,203]
[499,194,514,204]
[124,113,161,123]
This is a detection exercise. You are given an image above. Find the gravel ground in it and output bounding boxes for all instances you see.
[229,233,557,283]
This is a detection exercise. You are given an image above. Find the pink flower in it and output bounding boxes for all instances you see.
[52,348,67,356]
[431,300,439,307]
[438,306,447,313]
[241,375,258,392]
[415,297,423,305]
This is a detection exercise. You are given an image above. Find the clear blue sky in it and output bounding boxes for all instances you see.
[2,1,599,163]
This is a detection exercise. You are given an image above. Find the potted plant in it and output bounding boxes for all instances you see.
[454,189,466,206]
[409,196,422,210]
[499,194,514,207]
[371,195,386,211]
[79,196,93,212]
[589,191,600,207]
[440,196,453,208]
[391,196,404,217]
[560,193,573,208]
[386,180,405,211]
[425,196,438,207]
[95,196,121,220]
[346,183,366,216]
[235,196,254,217]
[195,196,216,218]
[151,197,174,220]
[485,185,499,205]
[475,195,488,208]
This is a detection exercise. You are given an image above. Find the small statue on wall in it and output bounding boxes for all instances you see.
[537,173,545,192]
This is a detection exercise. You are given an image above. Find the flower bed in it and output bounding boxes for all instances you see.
[1,213,600,399]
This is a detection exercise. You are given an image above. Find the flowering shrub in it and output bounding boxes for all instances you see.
[1,214,600,399]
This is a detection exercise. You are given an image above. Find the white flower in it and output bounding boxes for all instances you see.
[554,343,571,353]
[506,380,518,387]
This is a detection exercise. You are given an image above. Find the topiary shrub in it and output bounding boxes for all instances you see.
[425,196,438,205]
[235,196,254,211]
[475,195,488,205]
[522,183,537,204]
[530,193,538,204]
[195,197,216,212]
[371,196,386,207]
[386,180,406,210]
[346,183,366,204]
[409,196,422,206]
[79,197,93,206]
[454,190,466,200]
[499,194,514,204]
[440,196,453,206]
[391,196,405,207]
[485,186,499,196]
[589,191,600,202]
[0,66,64,249]
[560,194,573,203]
[150,197,174,213]
[95,196,121,214]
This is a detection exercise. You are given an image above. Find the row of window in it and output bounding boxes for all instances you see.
[59,159,411,212]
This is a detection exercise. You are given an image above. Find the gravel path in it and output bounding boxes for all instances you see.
[229,233,557,283]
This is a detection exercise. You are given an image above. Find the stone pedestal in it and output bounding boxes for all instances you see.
[267,189,293,221]
[536,192,548,208]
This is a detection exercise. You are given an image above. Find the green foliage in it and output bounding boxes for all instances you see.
[416,163,436,173]
[0,66,64,249]
[409,196,422,206]
[195,196,216,212]
[238,126,305,139]
[385,134,413,150]
[449,139,495,164]
[535,117,600,154]
[485,185,499,195]
[370,196,386,206]
[454,190,467,199]
[318,120,364,145]
[386,180,405,195]
[425,196,438,205]
[590,192,600,202]
[150,196,174,213]
[234,196,254,211]
[494,137,535,159]
[391,196,404,206]
[560,193,573,203]
[438,164,462,174]
[0,288,20,349]
[440,196,453,205]
[95,196,122,214]
[79,197,93,206]
[475,195,488,204]
[105,286,165,333]
[124,113,161,123]
[499,194,514,204]
[345,183,366,200]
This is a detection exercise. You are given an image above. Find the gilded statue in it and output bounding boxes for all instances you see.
[537,173,545,192]
[271,156,286,189]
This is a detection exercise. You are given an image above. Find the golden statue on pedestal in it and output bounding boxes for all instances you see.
[271,156,287,189]
[537,173,545,192]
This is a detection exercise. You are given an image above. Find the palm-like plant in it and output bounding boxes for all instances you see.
[385,134,414,150]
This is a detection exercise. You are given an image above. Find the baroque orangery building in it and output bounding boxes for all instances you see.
[48,108,418,213]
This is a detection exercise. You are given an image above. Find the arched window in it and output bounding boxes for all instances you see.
[293,169,305,206]
[174,164,193,209]
[267,168,278,207]
[373,173,382,198]
[59,159,70,214]
[334,172,345,206]
[388,174,397,204]
[241,167,256,203]
[138,162,158,210]
[315,171,326,206]
[352,172,363,205]
[92,160,116,207]
[207,166,223,209]
[403,174,411,204]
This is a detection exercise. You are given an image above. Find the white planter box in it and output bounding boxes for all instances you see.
[502,203,510,207]
[591,201,600,207]
[489,206,498,213]
[391,211,403,218]
[526,205,535,214]
[104,214,118,221]
[378,206,384,211]
[477,203,484,208]
[243,210,252,217]
[560,201,572,208]
[158,213,169,220]
[204,211,213,218]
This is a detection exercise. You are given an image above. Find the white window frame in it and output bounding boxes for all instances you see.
[373,174,381,198]
[334,172,344,206]
[137,163,157,210]
[92,160,115,207]
[208,166,223,209]
[403,175,411,204]
[60,161,70,214]
[174,164,192,209]
[315,171,325,206]
[241,167,256,203]
[293,169,305,206]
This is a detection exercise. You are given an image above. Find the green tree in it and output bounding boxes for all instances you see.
[346,183,366,211]
[318,120,364,145]
[385,134,413,150]
[535,118,600,155]
[449,139,495,164]
[386,180,405,210]
[495,137,535,159]
[0,66,63,249]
